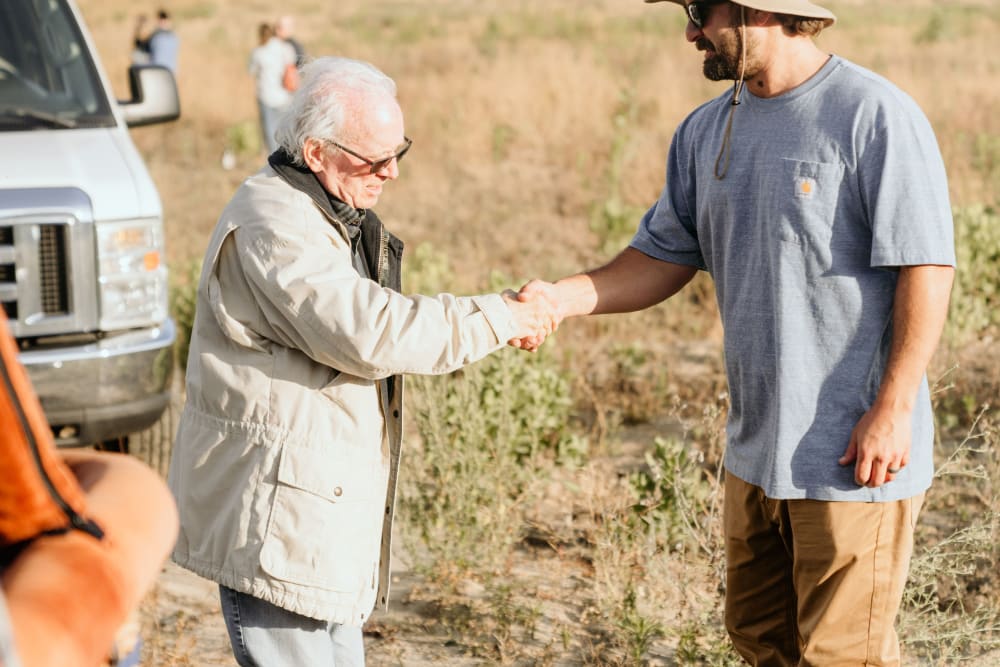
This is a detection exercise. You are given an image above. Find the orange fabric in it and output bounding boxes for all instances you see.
[0,310,179,667]
[2,530,127,667]
[2,451,178,667]
[0,313,93,548]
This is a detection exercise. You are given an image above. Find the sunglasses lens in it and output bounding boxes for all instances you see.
[373,140,412,173]
[688,4,702,27]
[366,138,413,174]
[396,141,411,163]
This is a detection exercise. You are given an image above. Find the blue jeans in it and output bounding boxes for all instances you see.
[219,586,365,667]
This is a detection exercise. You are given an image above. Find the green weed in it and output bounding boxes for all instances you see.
[224,121,261,158]
[948,205,1000,343]
[901,408,1000,661]
[616,584,665,664]
[400,345,574,579]
[401,241,455,296]
[590,88,648,257]
[169,259,201,374]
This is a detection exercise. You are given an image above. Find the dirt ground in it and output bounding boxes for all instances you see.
[125,360,702,666]
[134,429,681,667]
[138,546,493,665]
[127,346,1000,666]
[140,549,627,666]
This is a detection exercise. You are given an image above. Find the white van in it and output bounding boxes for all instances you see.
[0,0,180,448]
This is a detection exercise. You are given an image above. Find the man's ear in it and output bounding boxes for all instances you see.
[302,138,325,171]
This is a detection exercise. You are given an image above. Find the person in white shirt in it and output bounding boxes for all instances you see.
[248,23,297,154]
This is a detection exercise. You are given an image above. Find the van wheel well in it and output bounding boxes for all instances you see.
[97,436,129,455]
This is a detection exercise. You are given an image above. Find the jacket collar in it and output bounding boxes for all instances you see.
[267,148,366,233]
[266,148,403,291]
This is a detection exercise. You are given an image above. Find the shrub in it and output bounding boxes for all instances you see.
[400,345,574,579]
[224,121,261,158]
[169,259,201,374]
[900,410,1000,661]
[948,204,1000,343]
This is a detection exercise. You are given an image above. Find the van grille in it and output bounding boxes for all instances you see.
[38,224,70,315]
[0,188,98,339]
[0,224,18,320]
[0,223,70,320]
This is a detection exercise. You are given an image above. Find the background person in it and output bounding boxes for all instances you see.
[130,14,151,65]
[167,56,555,667]
[248,22,296,154]
[514,0,955,664]
[133,9,179,73]
[275,15,307,67]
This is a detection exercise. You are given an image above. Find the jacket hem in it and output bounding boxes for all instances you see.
[171,552,376,626]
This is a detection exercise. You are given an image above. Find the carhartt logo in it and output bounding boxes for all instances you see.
[795,176,817,199]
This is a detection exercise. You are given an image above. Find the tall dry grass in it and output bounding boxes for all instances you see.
[78,0,1000,355]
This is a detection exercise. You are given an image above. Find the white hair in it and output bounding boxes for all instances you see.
[274,57,398,167]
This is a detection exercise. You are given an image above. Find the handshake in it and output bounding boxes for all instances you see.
[502,280,563,352]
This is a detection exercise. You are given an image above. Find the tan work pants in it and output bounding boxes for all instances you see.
[723,472,922,667]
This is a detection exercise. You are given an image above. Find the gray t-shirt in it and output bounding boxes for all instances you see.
[631,56,955,502]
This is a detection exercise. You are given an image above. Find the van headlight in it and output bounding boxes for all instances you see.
[95,218,168,330]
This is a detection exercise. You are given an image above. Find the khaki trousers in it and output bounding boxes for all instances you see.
[723,473,922,667]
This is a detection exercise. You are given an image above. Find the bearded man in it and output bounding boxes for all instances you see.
[514,1,955,664]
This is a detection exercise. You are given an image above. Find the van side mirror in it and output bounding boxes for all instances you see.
[119,65,181,127]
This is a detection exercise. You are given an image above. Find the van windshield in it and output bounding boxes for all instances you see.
[0,0,114,130]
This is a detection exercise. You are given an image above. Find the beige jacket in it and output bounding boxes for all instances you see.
[168,162,515,625]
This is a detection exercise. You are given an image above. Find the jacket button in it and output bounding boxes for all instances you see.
[333,486,343,497]
[393,409,399,418]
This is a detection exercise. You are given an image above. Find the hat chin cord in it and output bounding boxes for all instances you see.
[714,4,747,180]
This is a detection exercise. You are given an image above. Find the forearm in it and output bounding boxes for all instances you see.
[874,264,954,411]
[553,247,697,318]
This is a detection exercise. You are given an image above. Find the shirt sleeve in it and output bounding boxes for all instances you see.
[860,95,956,268]
[629,129,707,271]
[218,220,515,380]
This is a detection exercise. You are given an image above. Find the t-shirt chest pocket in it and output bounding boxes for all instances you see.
[774,158,845,247]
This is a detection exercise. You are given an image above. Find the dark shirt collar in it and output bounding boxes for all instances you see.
[267,148,366,234]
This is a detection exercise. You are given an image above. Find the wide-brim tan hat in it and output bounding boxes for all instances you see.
[644,0,836,26]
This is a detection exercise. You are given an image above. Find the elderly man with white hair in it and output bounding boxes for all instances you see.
[168,56,555,666]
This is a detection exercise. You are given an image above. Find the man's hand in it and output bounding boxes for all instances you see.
[839,403,912,487]
[839,264,953,488]
[502,250,698,351]
[502,287,559,351]
[507,280,563,351]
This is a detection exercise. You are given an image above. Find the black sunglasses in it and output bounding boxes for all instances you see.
[328,136,412,174]
[686,0,727,29]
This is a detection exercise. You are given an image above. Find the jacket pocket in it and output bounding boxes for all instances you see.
[259,444,380,593]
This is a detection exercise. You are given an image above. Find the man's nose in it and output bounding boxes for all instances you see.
[685,19,703,43]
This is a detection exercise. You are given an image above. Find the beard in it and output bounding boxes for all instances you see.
[698,26,762,82]
[700,34,740,81]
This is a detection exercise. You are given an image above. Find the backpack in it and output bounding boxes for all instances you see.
[282,63,300,92]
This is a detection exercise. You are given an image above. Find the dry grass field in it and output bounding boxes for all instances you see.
[73,0,1000,664]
